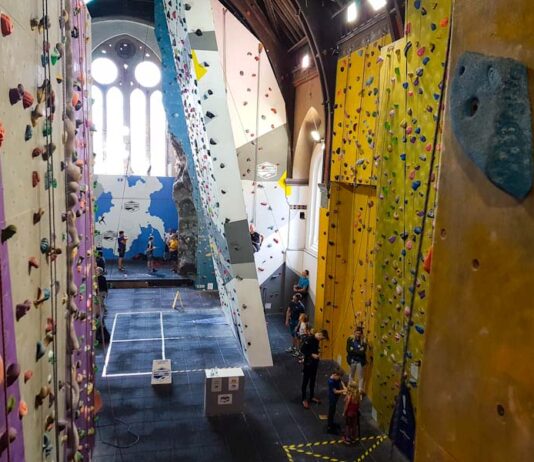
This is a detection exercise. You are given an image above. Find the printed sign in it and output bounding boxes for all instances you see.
[228,377,239,391]
[217,394,232,405]
[211,377,222,392]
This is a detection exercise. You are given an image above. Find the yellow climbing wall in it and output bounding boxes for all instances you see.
[371,0,451,430]
[316,38,389,400]
[416,0,534,460]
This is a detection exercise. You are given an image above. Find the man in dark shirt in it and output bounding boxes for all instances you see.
[117,231,127,271]
[346,326,367,394]
[285,294,305,354]
[327,368,346,433]
[301,329,329,409]
[96,250,106,274]
[249,223,263,253]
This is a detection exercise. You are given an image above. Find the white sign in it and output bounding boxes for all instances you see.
[211,377,222,392]
[228,377,239,391]
[217,394,233,405]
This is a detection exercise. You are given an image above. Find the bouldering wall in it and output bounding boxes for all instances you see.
[211,2,290,311]
[314,38,388,397]
[155,4,216,288]
[94,175,179,260]
[0,0,95,460]
[416,0,534,460]
[157,0,272,367]
[371,0,451,434]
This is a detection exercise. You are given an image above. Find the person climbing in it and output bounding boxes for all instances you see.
[293,270,310,297]
[249,223,263,253]
[343,382,361,443]
[301,329,329,409]
[346,326,367,395]
[146,236,156,273]
[327,368,347,434]
[168,233,179,273]
[117,231,127,271]
[285,294,305,355]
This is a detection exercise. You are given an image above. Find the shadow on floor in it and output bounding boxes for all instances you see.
[93,288,407,462]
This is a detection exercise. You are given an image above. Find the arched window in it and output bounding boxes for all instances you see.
[91,35,168,176]
[306,144,324,253]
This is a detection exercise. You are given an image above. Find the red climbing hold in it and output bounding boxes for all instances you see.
[0,121,5,148]
[1,13,14,37]
[423,246,433,274]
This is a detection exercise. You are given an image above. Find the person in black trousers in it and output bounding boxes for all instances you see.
[301,329,329,409]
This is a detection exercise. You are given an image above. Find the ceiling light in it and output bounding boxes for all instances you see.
[347,2,358,23]
[368,0,387,11]
[302,54,310,69]
[311,130,321,142]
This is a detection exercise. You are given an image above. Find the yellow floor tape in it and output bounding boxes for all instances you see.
[282,435,386,462]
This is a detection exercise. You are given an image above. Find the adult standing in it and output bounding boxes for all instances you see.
[168,233,179,273]
[285,294,305,355]
[117,230,127,271]
[293,270,310,297]
[301,329,329,409]
[346,326,367,394]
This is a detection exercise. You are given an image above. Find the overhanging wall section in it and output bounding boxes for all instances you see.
[158,0,272,367]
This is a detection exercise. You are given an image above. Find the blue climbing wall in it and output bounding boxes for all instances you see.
[94,175,179,260]
[154,6,217,288]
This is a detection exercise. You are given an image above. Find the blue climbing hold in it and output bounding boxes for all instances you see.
[415,325,425,334]
[414,226,422,234]
[450,52,533,199]
[412,180,421,191]
[400,153,406,161]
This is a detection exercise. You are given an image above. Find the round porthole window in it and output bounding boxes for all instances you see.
[91,57,119,85]
[134,61,161,88]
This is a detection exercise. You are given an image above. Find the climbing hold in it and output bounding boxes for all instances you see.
[414,325,425,334]
[33,208,45,224]
[1,13,14,36]
[0,427,17,454]
[19,400,28,418]
[1,225,17,243]
[28,256,39,272]
[23,370,33,383]
[423,247,433,273]
[450,52,532,199]
[411,180,421,191]
[36,342,46,361]
[32,171,40,187]
[25,125,33,141]
[7,396,15,413]
[22,91,34,109]
[16,300,31,321]
[9,85,24,105]
[40,238,49,254]
[6,363,20,386]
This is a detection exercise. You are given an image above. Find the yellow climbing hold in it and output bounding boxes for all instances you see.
[192,50,207,81]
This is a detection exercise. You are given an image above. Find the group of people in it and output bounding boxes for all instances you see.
[114,230,181,274]
[284,269,368,443]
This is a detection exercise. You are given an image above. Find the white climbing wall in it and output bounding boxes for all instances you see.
[161,0,272,367]
[211,2,291,304]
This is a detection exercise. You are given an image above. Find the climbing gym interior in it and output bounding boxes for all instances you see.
[0,0,532,461]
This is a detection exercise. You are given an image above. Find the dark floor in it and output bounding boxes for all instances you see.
[93,287,407,462]
[104,260,193,287]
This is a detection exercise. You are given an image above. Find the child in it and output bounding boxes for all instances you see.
[296,313,309,350]
[343,382,360,443]
[327,368,346,434]
[146,236,156,272]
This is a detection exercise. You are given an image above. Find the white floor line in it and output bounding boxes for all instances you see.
[103,368,206,378]
[160,311,166,360]
[102,314,118,377]
[115,310,164,316]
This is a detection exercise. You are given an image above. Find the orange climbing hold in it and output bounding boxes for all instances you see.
[423,246,433,274]
[1,13,14,37]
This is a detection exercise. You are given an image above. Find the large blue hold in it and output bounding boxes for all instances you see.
[450,52,533,199]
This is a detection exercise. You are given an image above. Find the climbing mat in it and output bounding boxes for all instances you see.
[0,0,96,460]
[371,0,451,432]
[315,37,389,398]
[415,0,534,460]
[158,0,272,367]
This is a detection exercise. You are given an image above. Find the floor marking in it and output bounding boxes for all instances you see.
[112,337,165,343]
[103,368,215,378]
[282,435,386,462]
[160,311,166,360]
[102,314,118,377]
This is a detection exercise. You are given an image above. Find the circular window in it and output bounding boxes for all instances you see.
[135,61,161,88]
[92,57,119,85]
[116,39,136,60]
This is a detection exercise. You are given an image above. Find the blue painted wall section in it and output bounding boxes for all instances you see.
[450,52,533,199]
[155,5,217,288]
